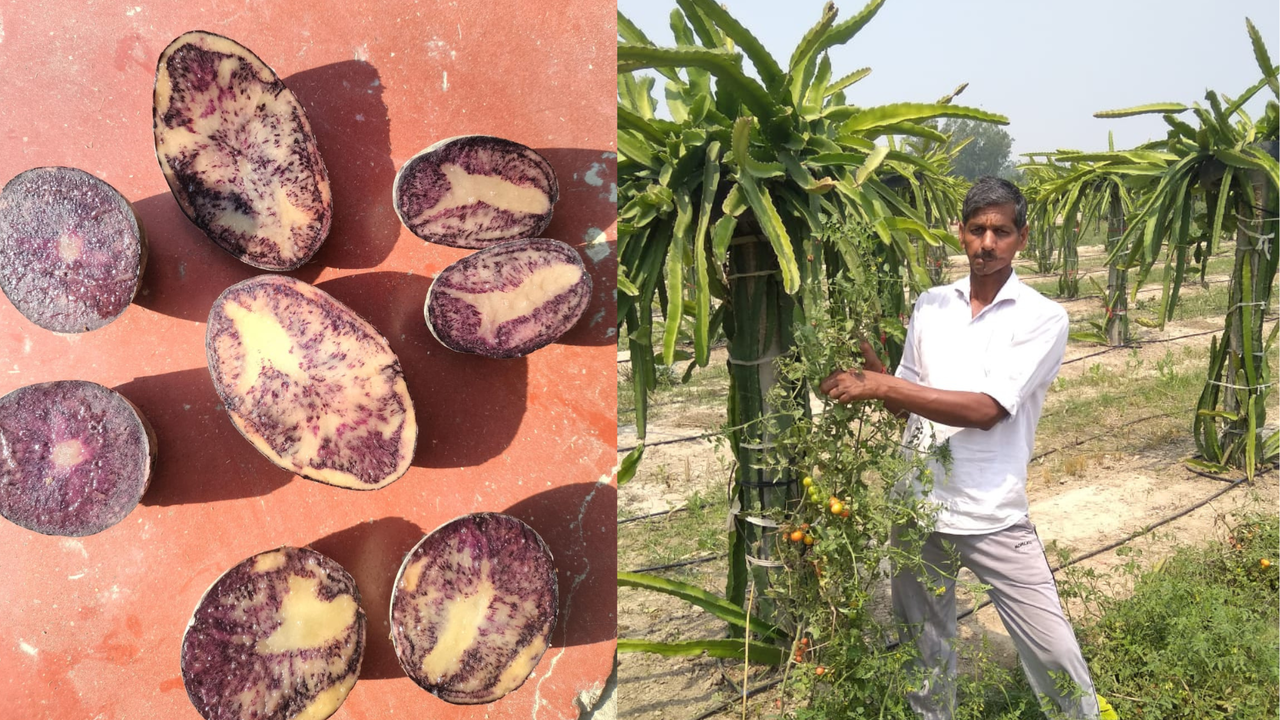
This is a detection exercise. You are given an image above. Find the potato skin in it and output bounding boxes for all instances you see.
[205,275,417,490]
[153,30,331,271]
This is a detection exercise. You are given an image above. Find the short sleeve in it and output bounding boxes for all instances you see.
[979,304,1068,418]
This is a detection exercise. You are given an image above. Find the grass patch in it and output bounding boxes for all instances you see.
[1041,346,1207,451]
[618,488,728,576]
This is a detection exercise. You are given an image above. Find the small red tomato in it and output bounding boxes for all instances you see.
[789,530,805,543]
[815,666,826,676]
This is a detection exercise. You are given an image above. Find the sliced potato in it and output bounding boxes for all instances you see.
[206,275,416,490]
[154,31,331,271]
[390,513,558,704]
[0,380,155,536]
[181,547,365,720]
[393,135,557,249]
[0,167,146,333]
[425,238,591,358]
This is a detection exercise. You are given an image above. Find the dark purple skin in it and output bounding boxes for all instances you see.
[182,547,365,720]
[0,167,146,333]
[0,381,155,536]
[390,513,558,704]
[426,238,592,358]
[154,31,331,271]
[393,136,557,249]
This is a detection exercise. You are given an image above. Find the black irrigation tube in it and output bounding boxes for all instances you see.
[616,430,718,455]
[626,553,723,575]
[619,505,690,526]
[1062,328,1221,366]
[691,677,783,720]
[664,467,1263,720]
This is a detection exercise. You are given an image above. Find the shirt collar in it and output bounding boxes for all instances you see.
[950,271,1024,308]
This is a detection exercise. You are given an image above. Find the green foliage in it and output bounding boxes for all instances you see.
[616,0,1007,486]
[754,222,948,715]
[1060,514,1280,719]
[1091,18,1279,476]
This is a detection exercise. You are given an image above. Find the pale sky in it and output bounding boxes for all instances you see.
[618,0,1280,159]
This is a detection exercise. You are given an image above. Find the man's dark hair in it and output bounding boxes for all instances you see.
[962,176,1027,229]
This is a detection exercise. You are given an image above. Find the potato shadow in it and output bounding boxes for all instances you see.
[314,272,528,469]
[534,148,617,348]
[113,368,291,506]
[130,192,324,323]
[306,517,426,680]
[286,60,399,270]
[502,482,617,649]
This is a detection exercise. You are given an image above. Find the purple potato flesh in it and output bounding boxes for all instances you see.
[182,547,365,720]
[426,238,591,358]
[0,167,146,333]
[0,381,155,536]
[154,31,331,271]
[390,513,557,704]
[206,275,416,490]
[393,135,557,249]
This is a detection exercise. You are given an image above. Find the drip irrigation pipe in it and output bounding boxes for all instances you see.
[626,553,723,575]
[617,430,720,455]
[1062,328,1222,366]
[691,678,783,720]
[619,505,690,525]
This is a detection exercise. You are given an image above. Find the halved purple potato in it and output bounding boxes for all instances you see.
[0,381,155,536]
[206,275,417,490]
[181,546,365,720]
[425,238,591,358]
[389,513,557,704]
[154,31,331,271]
[0,167,147,333]
[393,135,558,249]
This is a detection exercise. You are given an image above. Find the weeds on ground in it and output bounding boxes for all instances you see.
[1060,512,1280,719]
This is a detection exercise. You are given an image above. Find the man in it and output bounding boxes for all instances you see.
[819,177,1113,719]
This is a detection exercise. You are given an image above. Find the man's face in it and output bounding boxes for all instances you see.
[960,203,1028,278]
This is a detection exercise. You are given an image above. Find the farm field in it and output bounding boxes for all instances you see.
[616,242,1279,719]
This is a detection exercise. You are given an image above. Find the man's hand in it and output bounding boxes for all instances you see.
[818,340,892,406]
[819,366,884,404]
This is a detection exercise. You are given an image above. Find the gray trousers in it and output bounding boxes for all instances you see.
[891,516,1100,719]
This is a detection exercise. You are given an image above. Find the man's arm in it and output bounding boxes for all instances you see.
[818,367,1008,430]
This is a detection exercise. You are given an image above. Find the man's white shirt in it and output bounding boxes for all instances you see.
[894,272,1068,535]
